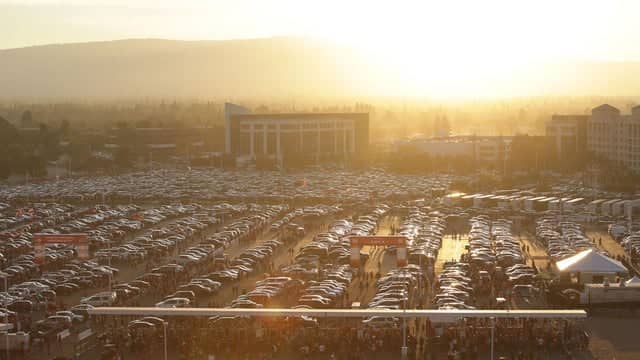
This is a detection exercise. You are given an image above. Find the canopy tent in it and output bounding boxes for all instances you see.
[555,249,628,284]
[556,249,627,273]
[625,276,640,286]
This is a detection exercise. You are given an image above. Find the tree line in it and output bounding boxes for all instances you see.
[0,115,62,180]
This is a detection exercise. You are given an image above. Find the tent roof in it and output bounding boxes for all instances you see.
[625,276,640,286]
[556,249,628,273]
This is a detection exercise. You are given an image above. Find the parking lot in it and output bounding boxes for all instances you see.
[1,170,640,359]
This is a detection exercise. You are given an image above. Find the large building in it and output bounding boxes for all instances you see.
[545,114,588,158]
[393,136,512,164]
[546,104,640,173]
[588,104,640,171]
[224,103,369,164]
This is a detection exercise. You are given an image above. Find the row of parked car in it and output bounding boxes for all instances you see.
[536,218,594,261]
[149,206,289,309]
[296,266,352,308]
[270,205,340,232]
[434,262,476,310]
[491,219,524,267]
[284,206,392,310]
[621,233,640,261]
[87,214,228,308]
[293,205,389,268]
[1,201,243,339]
[0,203,89,268]
[0,169,452,205]
[467,216,524,268]
[368,266,420,310]
[88,204,283,312]
[400,209,446,270]
[361,265,424,328]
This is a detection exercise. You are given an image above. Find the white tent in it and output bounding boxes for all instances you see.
[625,276,640,286]
[556,249,628,284]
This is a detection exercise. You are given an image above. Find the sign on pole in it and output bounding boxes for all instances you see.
[33,234,89,264]
[349,236,408,267]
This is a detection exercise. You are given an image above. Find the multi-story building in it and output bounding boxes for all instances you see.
[546,114,588,158]
[545,104,640,173]
[587,104,640,172]
[393,136,511,164]
[224,103,369,164]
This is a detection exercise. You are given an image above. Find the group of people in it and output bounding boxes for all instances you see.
[437,318,589,360]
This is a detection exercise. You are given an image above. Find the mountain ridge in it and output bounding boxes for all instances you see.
[1,37,639,99]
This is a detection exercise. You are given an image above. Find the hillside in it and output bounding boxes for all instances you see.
[1,37,640,99]
[0,37,374,99]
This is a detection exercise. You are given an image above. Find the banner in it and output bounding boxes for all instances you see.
[33,234,88,264]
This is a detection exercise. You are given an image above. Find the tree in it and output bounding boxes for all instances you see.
[24,154,47,177]
[37,122,61,161]
[255,155,277,170]
[508,135,557,174]
[115,147,133,169]
[68,142,92,169]
[0,117,20,178]
[20,110,34,128]
[59,119,70,138]
[0,116,19,144]
[0,157,9,180]
[135,119,151,128]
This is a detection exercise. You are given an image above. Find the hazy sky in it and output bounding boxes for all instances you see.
[2,0,639,97]
[1,0,638,59]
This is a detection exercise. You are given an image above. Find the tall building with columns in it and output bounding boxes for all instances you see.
[224,103,369,164]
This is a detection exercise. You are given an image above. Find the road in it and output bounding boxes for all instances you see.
[519,231,551,270]
[348,214,402,306]
[435,234,468,273]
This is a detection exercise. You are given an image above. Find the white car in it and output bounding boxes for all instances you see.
[11,282,49,295]
[56,311,84,324]
[362,316,399,328]
[155,297,191,308]
[81,291,117,307]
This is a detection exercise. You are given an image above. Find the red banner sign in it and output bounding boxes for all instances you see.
[34,234,88,244]
[33,234,89,264]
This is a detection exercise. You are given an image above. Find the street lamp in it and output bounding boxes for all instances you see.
[0,272,9,360]
[163,321,168,360]
[107,237,112,292]
[490,316,496,360]
[401,267,408,360]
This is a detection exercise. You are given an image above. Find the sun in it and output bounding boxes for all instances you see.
[288,0,607,97]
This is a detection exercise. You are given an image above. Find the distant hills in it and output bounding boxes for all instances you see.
[1,37,639,99]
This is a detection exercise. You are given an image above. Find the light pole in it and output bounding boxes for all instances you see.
[401,267,408,360]
[490,316,495,360]
[107,237,112,292]
[0,272,8,360]
[163,321,168,360]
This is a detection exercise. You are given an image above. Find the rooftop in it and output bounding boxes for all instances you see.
[231,112,368,120]
[592,104,620,113]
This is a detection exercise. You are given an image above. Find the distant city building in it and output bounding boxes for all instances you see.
[393,136,511,164]
[105,127,219,155]
[588,104,640,171]
[546,104,640,173]
[224,103,369,164]
[546,104,640,172]
[545,115,588,158]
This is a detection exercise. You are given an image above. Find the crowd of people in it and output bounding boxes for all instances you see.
[92,314,591,360]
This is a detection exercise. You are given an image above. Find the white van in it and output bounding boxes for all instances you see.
[81,291,117,306]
